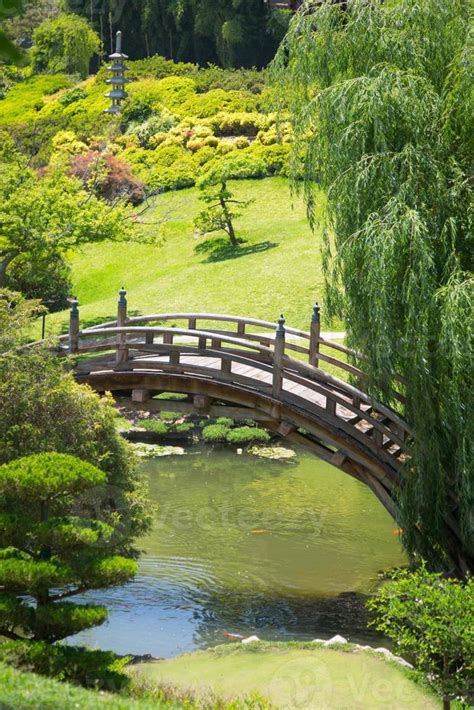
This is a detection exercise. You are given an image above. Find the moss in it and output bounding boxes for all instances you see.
[139,419,170,435]
[202,424,229,443]
[225,427,270,445]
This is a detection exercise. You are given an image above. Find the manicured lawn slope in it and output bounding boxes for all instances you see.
[45,178,327,336]
[132,642,440,710]
[0,663,176,710]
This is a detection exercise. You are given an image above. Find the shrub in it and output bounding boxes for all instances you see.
[202,424,229,443]
[214,417,235,427]
[51,129,88,156]
[0,348,151,544]
[202,150,267,182]
[209,111,263,137]
[226,427,270,445]
[0,641,130,690]
[159,411,181,421]
[175,422,194,434]
[192,146,217,167]
[367,564,474,708]
[139,419,169,435]
[32,14,100,79]
[193,65,265,94]
[127,55,196,81]
[5,253,72,312]
[128,111,178,149]
[59,87,87,106]
[0,453,138,648]
[234,137,250,149]
[69,152,145,205]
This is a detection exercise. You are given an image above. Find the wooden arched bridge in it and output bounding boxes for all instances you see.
[54,289,411,521]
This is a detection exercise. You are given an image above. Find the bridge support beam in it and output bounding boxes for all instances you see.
[132,389,150,403]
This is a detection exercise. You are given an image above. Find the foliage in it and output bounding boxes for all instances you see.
[4,0,61,49]
[0,288,44,351]
[69,152,145,205]
[367,564,474,708]
[202,424,229,443]
[195,160,256,246]
[0,73,72,125]
[32,13,100,79]
[0,642,131,692]
[68,0,283,69]
[0,158,131,287]
[274,0,474,570]
[0,347,151,544]
[0,453,137,647]
[0,0,23,63]
[226,427,270,445]
[6,252,72,312]
[195,177,253,247]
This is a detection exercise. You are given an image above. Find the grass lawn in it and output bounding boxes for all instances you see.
[0,663,177,710]
[131,642,440,710]
[43,177,329,338]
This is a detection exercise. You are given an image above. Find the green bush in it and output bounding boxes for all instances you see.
[32,14,100,79]
[128,111,178,149]
[202,424,229,443]
[0,74,72,126]
[194,65,265,94]
[214,417,235,428]
[226,427,270,445]
[157,411,180,421]
[59,87,88,107]
[0,641,130,691]
[127,55,196,81]
[202,150,267,182]
[175,422,194,434]
[6,253,72,312]
[0,349,151,543]
[139,419,170,435]
[207,111,263,137]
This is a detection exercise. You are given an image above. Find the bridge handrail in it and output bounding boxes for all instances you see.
[60,311,375,377]
[70,323,410,438]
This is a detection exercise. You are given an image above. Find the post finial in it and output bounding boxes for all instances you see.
[116,30,122,54]
[312,302,321,323]
[70,297,79,317]
[276,313,286,336]
[118,287,127,306]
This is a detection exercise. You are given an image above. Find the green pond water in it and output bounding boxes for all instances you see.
[69,446,406,657]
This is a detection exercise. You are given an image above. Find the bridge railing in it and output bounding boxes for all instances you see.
[64,293,384,389]
[63,291,410,464]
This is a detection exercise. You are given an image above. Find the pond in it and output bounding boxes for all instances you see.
[68,446,406,657]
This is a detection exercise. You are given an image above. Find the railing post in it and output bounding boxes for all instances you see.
[272,314,285,399]
[68,297,79,354]
[309,302,321,368]
[116,287,128,364]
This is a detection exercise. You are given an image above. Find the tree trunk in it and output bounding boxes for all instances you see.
[219,184,238,247]
[0,251,19,287]
[443,697,450,710]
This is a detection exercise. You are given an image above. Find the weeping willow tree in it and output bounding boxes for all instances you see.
[273,0,473,573]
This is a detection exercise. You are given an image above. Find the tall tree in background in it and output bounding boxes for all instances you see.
[273,0,473,572]
[66,0,288,67]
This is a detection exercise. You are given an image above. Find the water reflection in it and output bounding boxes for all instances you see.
[69,446,406,657]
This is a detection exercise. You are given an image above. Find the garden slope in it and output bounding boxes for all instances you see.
[45,178,326,335]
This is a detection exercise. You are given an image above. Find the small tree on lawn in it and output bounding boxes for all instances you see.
[0,453,138,643]
[367,564,474,710]
[194,164,254,247]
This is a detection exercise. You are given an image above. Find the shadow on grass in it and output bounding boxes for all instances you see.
[195,236,278,263]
